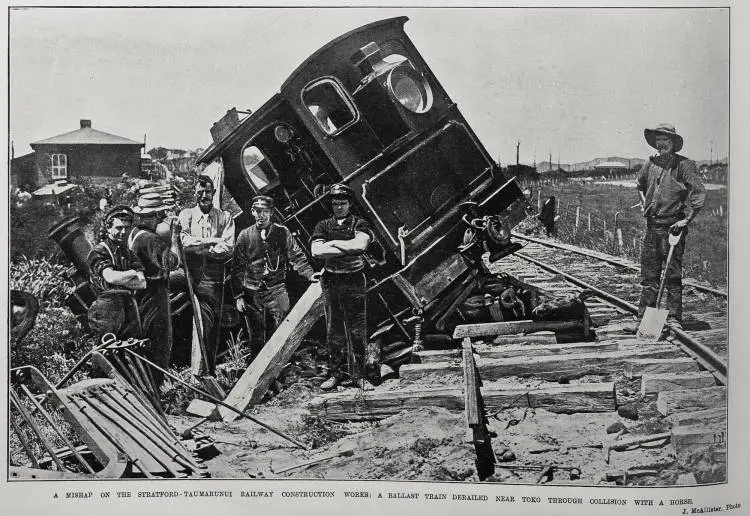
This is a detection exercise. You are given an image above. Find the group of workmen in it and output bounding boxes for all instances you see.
[85,122,705,394]
[87,179,375,391]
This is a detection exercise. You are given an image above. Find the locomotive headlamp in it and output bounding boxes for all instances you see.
[387,64,433,114]
[274,124,294,144]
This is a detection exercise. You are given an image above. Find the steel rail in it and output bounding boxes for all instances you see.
[512,232,727,298]
[514,251,727,386]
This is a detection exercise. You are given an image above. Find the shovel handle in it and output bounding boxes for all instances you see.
[655,230,683,308]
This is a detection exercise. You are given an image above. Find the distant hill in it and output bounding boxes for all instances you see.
[532,155,728,174]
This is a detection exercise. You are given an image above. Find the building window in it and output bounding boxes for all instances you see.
[50,154,67,179]
[302,78,358,136]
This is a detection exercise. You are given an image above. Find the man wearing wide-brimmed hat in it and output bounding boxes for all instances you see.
[129,191,182,382]
[231,194,314,354]
[173,175,235,374]
[635,123,705,328]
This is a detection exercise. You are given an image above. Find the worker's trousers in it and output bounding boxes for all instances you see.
[638,223,688,322]
[321,271,367,380]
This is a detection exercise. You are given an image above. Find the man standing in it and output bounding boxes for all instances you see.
[175,175,235,373]
[636,123,705,328]
[310,184,374,391]
[232,195,315,353]
[89,198,181,384]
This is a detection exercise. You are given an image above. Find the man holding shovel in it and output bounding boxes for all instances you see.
[174,175,235,375]
[636,124,705,332]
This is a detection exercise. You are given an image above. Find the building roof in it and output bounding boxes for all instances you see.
[31,120,143,146]
[595,161,628,168]
[32,181,79,197]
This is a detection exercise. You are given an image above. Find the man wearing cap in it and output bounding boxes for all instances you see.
[89,198,182,384]
[174,175,235,373]
[88,205,146,338]
[636,123,705,329]
[232,195,315,353]
[310,184,374,391]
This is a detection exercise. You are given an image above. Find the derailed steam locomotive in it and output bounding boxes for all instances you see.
[198,17,534,365]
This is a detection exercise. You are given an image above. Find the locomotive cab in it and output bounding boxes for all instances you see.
[198,16,533,362]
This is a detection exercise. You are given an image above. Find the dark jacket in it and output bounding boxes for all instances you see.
[231,223,314,296]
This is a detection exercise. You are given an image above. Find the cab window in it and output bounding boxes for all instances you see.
[241,145,279,193]
[302,78,358,136]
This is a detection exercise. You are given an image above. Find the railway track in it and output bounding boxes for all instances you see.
[309,235,728,485]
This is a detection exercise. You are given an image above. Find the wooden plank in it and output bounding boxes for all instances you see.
[185,399,219,420]
[308,382,616,421]
[219,283,323,421]
[400,347,682,383]
[671,423,727,458]
[640,372,716,395]
[624,358,699,378]
[656,387,727,417]
[416,341,619,363]
[491,334,558,345]
[462,338,478,443]
[452,319,582,339]
[666,407,727,427]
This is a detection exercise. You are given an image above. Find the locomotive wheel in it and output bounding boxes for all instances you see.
[11,290,39,343]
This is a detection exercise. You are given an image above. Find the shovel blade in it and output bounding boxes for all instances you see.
[637,307,670,341]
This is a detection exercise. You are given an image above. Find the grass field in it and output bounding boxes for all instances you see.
[525,178,728,287]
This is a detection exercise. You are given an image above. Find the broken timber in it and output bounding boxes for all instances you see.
[640,372,716,395]
[308,382,616,421]
[624,357,699,378]
[400,346,682,383]
[415,341,619,363]
[219,282,323,421]
[453,320,582,340]
[461,338,495,480]
[656,387,727,417]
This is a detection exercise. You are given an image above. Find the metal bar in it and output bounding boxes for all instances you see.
[80,393,182,477]
[10,389,66,471]
[512,232,726,298]
[94,388,200,472]
[106,349,162,413]
[111,383,169,436]
[121,350,163,412]
[515,251,727,386]
[515,251,639,313]
[122,348,308,450]
[54,336,116,389]
[19,385,95,474]
[128,347,165,417]
[68,395,154,479]
[98,387,202,471]
[9,414,40,468]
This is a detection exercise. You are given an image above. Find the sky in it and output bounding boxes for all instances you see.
[9,6,729,164]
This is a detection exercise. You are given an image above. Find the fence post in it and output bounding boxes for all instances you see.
[613,211,622,254]
[719,205,724,217]
[537,190,542,213]
[588,212,591,231]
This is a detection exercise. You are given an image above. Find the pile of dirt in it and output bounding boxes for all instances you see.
[297,406,478,481]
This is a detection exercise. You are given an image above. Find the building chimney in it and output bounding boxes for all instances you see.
[80,119,92,129]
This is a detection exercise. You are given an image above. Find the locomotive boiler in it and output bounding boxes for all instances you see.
[197,16,534,367]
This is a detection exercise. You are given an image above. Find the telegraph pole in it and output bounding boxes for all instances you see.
[516,140,520,166]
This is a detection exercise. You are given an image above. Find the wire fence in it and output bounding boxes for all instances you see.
[516,177,728,270]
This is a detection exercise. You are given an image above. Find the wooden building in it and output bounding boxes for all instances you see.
[27,119,144,187]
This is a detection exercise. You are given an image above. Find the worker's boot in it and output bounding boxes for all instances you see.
[320,375,339,391]
[354,378,375,391]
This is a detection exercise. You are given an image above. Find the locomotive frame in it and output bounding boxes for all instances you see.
[197,16,533,359]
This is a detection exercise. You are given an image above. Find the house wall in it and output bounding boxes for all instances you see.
[10,152,36,189]
[32,144,143,185]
